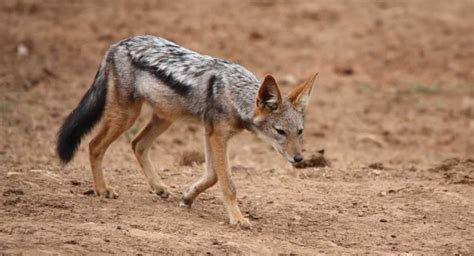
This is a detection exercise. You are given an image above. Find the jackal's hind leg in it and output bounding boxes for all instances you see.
[131,114,172,198]
[89,102,141,199]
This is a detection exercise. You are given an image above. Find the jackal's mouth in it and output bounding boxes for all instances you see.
[273,146,295,163]
[286,157,297,164]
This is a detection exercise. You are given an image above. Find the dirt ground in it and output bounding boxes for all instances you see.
[1,0,473,255]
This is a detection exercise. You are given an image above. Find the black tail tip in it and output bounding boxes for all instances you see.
[56,131,80,164]
[56,140,76,164]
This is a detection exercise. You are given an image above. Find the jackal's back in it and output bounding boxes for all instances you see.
[115,35,260,121]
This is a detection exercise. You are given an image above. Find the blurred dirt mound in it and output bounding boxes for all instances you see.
[293,150,329,169]
[429,158,474,185]
[368,162,385,170]
[179,150,205,166]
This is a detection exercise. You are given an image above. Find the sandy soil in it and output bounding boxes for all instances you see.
[1,0,473,254]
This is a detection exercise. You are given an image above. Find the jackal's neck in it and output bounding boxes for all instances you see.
[229,80,260,127]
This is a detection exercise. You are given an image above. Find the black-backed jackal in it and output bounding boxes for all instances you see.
[57,35,317,228]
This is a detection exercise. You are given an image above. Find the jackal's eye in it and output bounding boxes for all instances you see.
[298,129,303,135]
[275,128,286,136]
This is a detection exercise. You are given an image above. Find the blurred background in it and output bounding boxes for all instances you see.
[0,0,473,254]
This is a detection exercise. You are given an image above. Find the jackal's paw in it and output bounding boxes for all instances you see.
[155,188,171,199]
[229,217,252,229]
[154,187,171,199]
[96,188,119,199]
[178,197,193,208]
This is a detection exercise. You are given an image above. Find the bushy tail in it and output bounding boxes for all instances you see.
[56,63,108,164]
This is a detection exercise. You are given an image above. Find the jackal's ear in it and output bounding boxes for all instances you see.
[288,72,318,112]
[256,74,282,113]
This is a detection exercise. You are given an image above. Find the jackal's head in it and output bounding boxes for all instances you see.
[251,73,318,164]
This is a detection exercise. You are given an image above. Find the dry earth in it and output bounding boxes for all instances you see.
[1,0,473,255]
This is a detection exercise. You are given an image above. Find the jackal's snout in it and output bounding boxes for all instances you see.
[293,153,303,163]
[282,142,304,164]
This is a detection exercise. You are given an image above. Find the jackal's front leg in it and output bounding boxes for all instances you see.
[206,125,251,228]
[180,132,218,207]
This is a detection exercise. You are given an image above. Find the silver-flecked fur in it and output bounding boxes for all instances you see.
[110,35,260,123]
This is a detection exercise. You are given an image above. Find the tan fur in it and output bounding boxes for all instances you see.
[181,123,218,204]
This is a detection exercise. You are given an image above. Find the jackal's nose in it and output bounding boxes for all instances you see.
[293,154,303,163]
